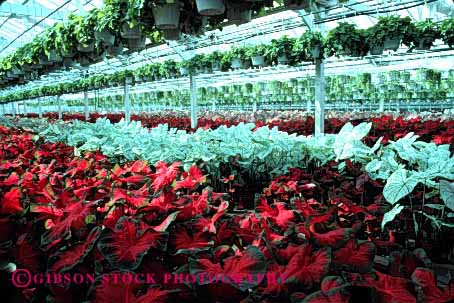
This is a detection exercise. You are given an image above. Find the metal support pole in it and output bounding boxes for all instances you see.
[38,98,42,118]
[11,102,15,117]
[252,100,257,112]
[57,96,62,119]
[23,100,27,115]
[84,91,89,121]
[190,74,198,129]
[314,59,325,136]
[124,82,131,123]
[1,103,4,115]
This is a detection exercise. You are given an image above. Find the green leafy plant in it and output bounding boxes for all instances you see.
[440,18,454,48]
[265,36,296,64]
[411,19,441,50]
[325,22,369,57]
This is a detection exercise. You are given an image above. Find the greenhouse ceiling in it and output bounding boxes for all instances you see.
[0,0,103,56]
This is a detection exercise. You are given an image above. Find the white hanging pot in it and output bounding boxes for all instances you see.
[310,44,321,59]
[152,2,180,30]
[179,67,189,75]
[48,50,62,63]
[231,57,243,69]
[277,54,288,65]
[195,0,225,16]
[251,55,265,66]
[212,61,221,71]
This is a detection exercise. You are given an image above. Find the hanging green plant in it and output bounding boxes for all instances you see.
[411,19,441,51]
[325,22,369,57]
[440,18,454,48]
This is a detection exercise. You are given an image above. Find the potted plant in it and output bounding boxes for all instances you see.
[245,44,267,67]
[71,14,96,53]
[411,19,440,50]
[372,16,415,51]
[177,60,192,76]
[325,22,369,57]
[195,0,225,16]
[162,28,181,40]
[266,36,296,65]
[127,36,146,52]
[191,54,207,74]
[296,31,324,61]
[206,51,223,71]
[94,7,119,47]
[440,18,454,48]
[159,60,178,78]
[151,0,181,30]
[227,46,247,69]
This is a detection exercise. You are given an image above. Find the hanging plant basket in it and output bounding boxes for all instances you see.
[310,44,321,59]
[277,54,289,65]
[62,58,75,68]
[179,67,189,76]
[62,49,76,58]
[127,37,146,52]
[77,42,95,53]
[226,3,252,25]
[415,37,433,50]
[195,0,225,16]
[94,29,116,47]
[38,56,49,65]
[384,36,402,51]
[212,61,221,71]
[283,0,310,10]
[48,50,62,63]
[242,59,251,69]
[231,57,243,69]
[152,2,180,30]
[125,76,134,84]
[121,23,141,39]
[370,44,384,55]
[162,28,181,41]
[251,55,265,67]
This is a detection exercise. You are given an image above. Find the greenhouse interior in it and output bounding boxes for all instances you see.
[0,0,454,302]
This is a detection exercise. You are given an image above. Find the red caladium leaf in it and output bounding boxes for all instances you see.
[359,271,416,303]
[310,224,360,249]
[189,246,267,291]
[175,165,205,190]
[307,206,337,225]
[98,217,168,270]
[333,240,375,273]
[170,228,213,254]
[41,201,94,248]
[151,211,179,232]
[30,204,64,219]
[283,245,331,289]
[0,172,20,186]
[89,272,173,303]
[15,234,41,272]
[1,187,22,214]
[411,268,454,303]
[193,201,229,233]
[111,187,149,208]
[151,161,180,192]
[49,227,101,273]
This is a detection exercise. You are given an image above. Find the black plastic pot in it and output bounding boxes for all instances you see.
[77,42,95,53]
[384,36,401,51]
[152,2,180,30]
[121,23,141,39]
[162,28,181,41]
[94,29,116,47]
[127,37,146,52]
[415,37,433,50]
[369,44,384,55]
[283,0,310,10]
[226,3,252,25]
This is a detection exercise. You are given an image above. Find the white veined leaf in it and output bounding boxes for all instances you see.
[424,204,445,210]
[365,159,381,173]
[383,168,419,204]
[440,180,454,211]
[381,204,404,230]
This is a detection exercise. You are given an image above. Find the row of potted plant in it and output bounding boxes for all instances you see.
[3,68,452,106]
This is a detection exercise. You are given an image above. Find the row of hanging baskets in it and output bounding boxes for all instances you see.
[151,0,254,35]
